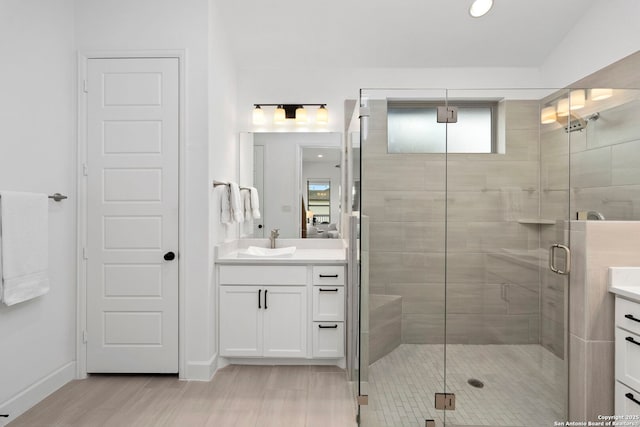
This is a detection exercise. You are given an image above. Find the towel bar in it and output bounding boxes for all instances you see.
[213,180,250,191]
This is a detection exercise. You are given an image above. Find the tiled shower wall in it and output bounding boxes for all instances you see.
[363,99,545,346]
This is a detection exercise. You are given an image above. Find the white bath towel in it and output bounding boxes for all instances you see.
[249,187,261,219]
[0,191,50,306]
[220,186,232,224]
[229,182,244,223]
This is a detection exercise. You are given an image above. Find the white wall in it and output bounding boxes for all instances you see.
[0,0,76,419]
[208,0,238,362]
[541,0,640,88]
[75,0,230,380]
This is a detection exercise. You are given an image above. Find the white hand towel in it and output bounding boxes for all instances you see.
[0,191,50,306]
[220,186,232,224]
[242,189,254,236]
[229,182,244,223]
[242,189,252,222]
[249,187,261,219]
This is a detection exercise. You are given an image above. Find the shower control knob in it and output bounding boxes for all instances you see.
[164,251,176,261]
[258,224,263,229]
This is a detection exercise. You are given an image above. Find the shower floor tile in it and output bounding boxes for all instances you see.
[362,344,564,427]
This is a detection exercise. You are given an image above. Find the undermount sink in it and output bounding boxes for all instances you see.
[237,246,296,258]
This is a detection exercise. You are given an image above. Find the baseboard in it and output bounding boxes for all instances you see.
[184,353,218,381]
[0,361,76,425]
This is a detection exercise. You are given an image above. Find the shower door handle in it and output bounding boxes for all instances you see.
[549,244,571,275]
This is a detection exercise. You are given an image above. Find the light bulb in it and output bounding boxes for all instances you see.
[570,90,585,111]
[556,98,569,118]
[295,106,307,124]
[274,105,286,124]
[590,88,612,101]
[316,105,329,124]
[469,0,493,17]
[540,106,556,124]
[252,105,265,125]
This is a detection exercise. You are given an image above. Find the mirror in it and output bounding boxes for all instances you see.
[239,132,343,239]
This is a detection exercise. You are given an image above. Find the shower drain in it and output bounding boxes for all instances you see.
[467,378,484,388]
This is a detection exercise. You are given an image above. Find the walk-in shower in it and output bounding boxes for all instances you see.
[352,87,640,426]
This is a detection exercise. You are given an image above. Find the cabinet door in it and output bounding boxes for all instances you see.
[263,286,308,358]
[219,286,262,357]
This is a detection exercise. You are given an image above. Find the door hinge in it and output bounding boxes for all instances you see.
[434,393,456,410]
[82,163,88,176]
[82,330,88,343]
[83,247,88,260]
[83,79,88,93]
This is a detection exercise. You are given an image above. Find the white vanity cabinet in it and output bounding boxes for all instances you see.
[219,266,308,358]
[217,262,346,363]
[614,296,640,416]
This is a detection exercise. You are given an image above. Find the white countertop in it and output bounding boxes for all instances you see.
[609,267,640,302]
[215,239,348,265]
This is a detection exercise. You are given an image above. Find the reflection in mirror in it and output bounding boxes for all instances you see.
[240,132,343,239]
[302,146,342,239]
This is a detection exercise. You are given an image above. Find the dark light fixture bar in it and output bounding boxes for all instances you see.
[252,104,328,125]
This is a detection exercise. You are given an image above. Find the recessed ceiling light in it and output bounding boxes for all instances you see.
[469,0,493,18]
[317,154,324,158]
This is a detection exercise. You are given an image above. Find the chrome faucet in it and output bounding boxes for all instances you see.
[269,228,280,249]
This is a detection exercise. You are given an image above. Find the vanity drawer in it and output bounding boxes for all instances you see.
[312,266,345,285]
[219,265,306,285]
[617,297,640,336]
[312,286,345,321]
[312,322,344,358]
[616,327,640,392]
[615,381,640,417]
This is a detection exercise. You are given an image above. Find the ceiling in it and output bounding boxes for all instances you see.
[302,147,342,164]
[216,0,597,69]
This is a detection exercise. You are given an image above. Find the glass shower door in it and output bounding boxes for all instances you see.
[357,88,449,427]
[442,89,571,427]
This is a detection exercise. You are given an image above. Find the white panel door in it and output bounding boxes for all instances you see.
[263,286,307,357]
[219,286,263,357]
[86,58,179,373]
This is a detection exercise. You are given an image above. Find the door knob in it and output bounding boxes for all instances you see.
[164,251,176,261]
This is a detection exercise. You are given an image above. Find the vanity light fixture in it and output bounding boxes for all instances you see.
[251,104,329,125]
[469,0,493,18]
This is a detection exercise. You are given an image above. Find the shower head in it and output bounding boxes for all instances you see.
[564,112,600,133]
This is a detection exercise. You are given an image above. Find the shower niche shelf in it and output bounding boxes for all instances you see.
[517,218,556,225]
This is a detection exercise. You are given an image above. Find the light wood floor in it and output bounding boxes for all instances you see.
[9,365,358,427]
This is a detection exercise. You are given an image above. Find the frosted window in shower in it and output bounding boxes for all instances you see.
[387,103,495,153]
